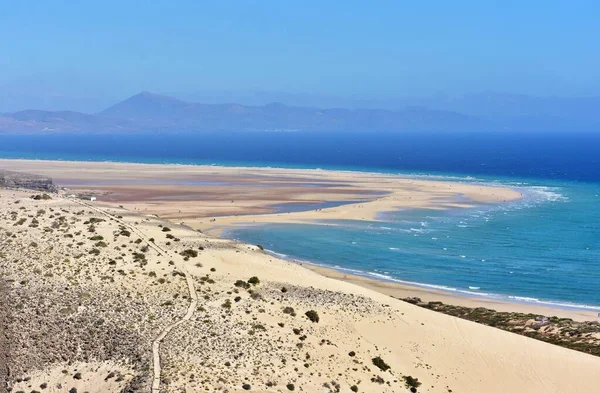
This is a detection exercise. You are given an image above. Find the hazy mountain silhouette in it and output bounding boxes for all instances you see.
[1,91,597,133]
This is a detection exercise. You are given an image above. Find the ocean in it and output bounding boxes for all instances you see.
[1,131,599,310]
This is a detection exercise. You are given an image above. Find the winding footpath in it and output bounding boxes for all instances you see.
[72,199,198,393]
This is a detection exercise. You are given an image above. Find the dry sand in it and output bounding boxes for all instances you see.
[1,159,596,322]
[1,188,599,393]
[1,160,599,392]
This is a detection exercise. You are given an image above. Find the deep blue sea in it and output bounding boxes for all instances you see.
[1,131,599,310]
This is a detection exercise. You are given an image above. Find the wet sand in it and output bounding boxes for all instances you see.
[1,159,595,322]
[304,264,599,322]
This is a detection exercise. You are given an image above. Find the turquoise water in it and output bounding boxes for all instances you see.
[2,132,600,310]
[229,178,600,310]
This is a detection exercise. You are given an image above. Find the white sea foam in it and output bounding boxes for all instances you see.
[265,250,288,259]
[389,247,400,251]
[274,256,600,311]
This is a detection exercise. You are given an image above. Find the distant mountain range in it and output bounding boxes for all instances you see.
[1,91,598,133]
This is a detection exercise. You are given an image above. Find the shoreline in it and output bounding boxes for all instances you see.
[302,262,599,322]
[4,158,596,321]
[0,156,538,188]
[2,186,599,392]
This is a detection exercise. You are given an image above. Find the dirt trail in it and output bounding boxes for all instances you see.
[73,200,198,393]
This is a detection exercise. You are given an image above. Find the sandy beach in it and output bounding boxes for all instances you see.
[1,181,599,393]
[304,264,600,322]
[1,159,596,323]
[0,159,522,232]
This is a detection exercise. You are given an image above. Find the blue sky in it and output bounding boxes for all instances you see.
[1,0,599,106]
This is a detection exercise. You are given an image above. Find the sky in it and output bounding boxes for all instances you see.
[1,1,599,111]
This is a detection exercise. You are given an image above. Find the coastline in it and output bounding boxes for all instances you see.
[2,186,599,392]
[2,158,597,322]
[302,263,599,322]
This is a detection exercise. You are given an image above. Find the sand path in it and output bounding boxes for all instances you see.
[72,199,199,393]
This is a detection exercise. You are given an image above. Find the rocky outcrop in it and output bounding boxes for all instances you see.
[0,170,57,192]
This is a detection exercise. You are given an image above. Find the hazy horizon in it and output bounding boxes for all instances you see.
[2,1,599,113]
[3,85,600,114]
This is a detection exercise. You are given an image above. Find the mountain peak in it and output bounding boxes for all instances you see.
[99,91,187,118]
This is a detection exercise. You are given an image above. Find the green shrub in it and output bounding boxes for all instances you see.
[372,356,390,372]
[248,276,260,285]
[283,306,296,316]
[305,310,319,323]
[403,376,421,389]
[234,280,250,289]
[180,249,198,258]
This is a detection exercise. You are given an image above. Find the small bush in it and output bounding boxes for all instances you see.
[180,249,198,258]
[283,306,296,316]
[234,280,250,289]
[162,227,171,232]
[372,356,390,372]
[305,310,319,323]
[403,376,421,390]
[248,276,260,285]
[286,383,295,391]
